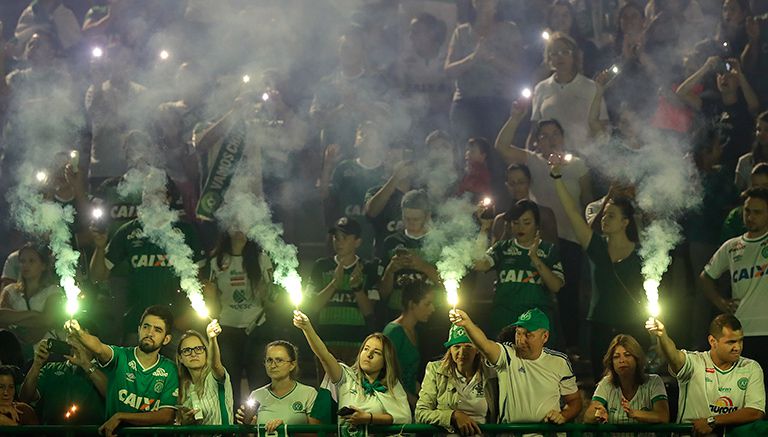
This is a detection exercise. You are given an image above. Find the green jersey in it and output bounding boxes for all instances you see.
[330,160,387,258]
[36,361,106,425]
[381,231,436,312]
[721,206,746,243]
[92,177,141,240]
[105,219,206,327]
[102,346,179,417]
[364,185,405,258]
[309,257,381,347]
[485,239,563,335]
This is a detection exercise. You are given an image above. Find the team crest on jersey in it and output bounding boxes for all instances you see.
[738,377,749,390]
[710,396,738,414]
[154,381,164,393]
[762,246,768,258]
[128,361,137,371]
[152,368,169,377]
[292,401,303,411]
[472,382,484,397]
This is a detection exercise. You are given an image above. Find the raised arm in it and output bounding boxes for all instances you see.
[675,56,720,110]
[64,319,113,364]
[494,100,531,165]
[292,310,342,383]
[206,319,226,381]
[364,162,411,218]
[733,59,760,115]
[645,318,685,374]
[550,159,593,249]
[448,309,501,364]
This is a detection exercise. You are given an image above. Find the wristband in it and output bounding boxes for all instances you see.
[549,172,562,179]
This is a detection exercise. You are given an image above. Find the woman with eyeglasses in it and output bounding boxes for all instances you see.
[175,319,234,425]
[235,340,326,432]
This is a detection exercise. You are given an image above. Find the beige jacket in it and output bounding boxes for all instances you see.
[415,360,498,431]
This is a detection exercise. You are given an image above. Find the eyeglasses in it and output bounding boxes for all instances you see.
[549,49,574,58]
[180,346,206,356]
[264,357,292,366]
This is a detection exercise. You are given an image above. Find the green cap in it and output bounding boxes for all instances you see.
[444,324,471,348]
[512,308,550,332]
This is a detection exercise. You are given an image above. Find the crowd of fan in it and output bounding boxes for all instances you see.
[0,0,767,435]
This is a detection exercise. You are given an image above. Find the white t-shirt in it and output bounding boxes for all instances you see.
[183,370,234,425]
[490,343,578,423]
[735,152,755,191]
[210,253,273,329]
[704,231,768,336]
[248,382,317,425]
[1,251,19,282]
[525,150,588,243]
[454,370,487,424]
[592,374,667,425]
[674,350,765,423]
[531,73,608,151]
[334,363,412,424]
[1,284,63,342]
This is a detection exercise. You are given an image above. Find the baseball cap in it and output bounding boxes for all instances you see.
[328,216,362,237]
[512,308,550,332]
[444,324,472,348]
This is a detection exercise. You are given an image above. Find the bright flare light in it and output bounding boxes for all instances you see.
[563,153,573,162]
[91,47,103,58]
[242,74,251,84]
[262,92,270,101]
[542,31,550,41]
[35,170,48,184]
[92,207,104,220]
[482,197,492,207]
[159,49,170,60]
[445,278,459,309]
[644,279,660,318]
[246,399,256,408]
[521,88,532,99]
[611,65,620,74]
[61,276,81,317]
[189,292,210,319]
[283,271,303,308]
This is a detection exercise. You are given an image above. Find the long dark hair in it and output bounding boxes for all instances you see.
[614,1,645,55]
[606,196,639,243]
[751,111,768,164]
[212,232,264,287]
[602,334,648,387]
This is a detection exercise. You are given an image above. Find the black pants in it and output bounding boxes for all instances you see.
[558,239,583,349]
[743,335,768,411]
[219,325,270,408]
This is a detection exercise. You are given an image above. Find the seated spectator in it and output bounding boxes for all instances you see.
[14,0,81,53]
[176,320,233,425]
[474,200,564,343]
[235,340,330,430]
[383,279,435,405]
[448,308,582,424]
[735,111,768,190]
[456,137,492,202]
[18,326,107,425]
[0,365,37,425]
[307,217,379,371]
[293,311,411,431]
[675,56,759,172]
[722,162,768,241]
[415,324,497,435]
[583,334,670,425]
[0,244,63,350]
[491,164,558,245]
[204,230,274,408]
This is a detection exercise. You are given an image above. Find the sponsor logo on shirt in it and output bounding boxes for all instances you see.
[128,361,137,371]
[499,269,541,285]
[718,387,732,393]
[710,396,738,414]
[118,388,161,411]
[111,204,137,219]
[518,366,526,374]
[131,254,175,268]
[152,368,169,377]
[386,220,404,233]
[706,368,715,373]
[344,205,363,216]
[126,372,136,383]
[731,263,768,283]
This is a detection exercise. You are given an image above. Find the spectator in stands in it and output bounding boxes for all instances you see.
[14,0,81,53]
[204,230,273,409]
[449,308,582,424]
[544,0,599,77]
[364,156,416,258]
[445,0,523,146]
[0,244,63,350]
[717,0,751,58]
[550,154,645,380]
[0,365,37,425]
[647,315,765,434]
[491,164,557,245]
[735,111,768,190]
[176,319,233,425]
[18,325,107,425]
[415,324,497,435]
[474,200,564,343]
[65,305,179,437]
[530,32,609,153]
[383,279,435,405]
[293,311,411,430]
[722,162,768,241]
[235,340,330,430]
[307,217,379,371]
[741,13,768,107]
[583,334,670,425]
[456,137,492,201]
[675,56,759,172]
[379,190,440,318]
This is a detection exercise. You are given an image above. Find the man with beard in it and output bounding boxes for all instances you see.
[65,305,179,437]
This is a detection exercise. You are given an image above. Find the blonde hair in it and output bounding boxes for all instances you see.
[352,333,401,391]
[440,344,482,378]
[176,330,210,402]
[545,31,583,74]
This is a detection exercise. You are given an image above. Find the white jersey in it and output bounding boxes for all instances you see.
[674,350,765,423]
[248,382,317,425]
[490,343,578,423]
[334,363,412,424]
[183,370,234,425]
[704,231,768,336]
[592,374,668,425]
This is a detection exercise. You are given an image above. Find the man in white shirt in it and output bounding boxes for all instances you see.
[699,187,768,378]
[449,307,582,428]
[647,315,765,435]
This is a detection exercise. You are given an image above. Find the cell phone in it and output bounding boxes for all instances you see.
[47,338,71,360]
[337,406,356,416]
